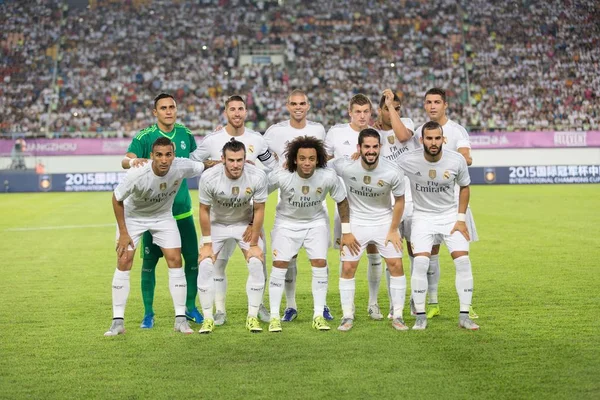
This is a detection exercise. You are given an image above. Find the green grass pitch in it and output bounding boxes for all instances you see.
[0,185,599,399]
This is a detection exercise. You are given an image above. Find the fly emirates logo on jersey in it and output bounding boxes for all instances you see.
[286,186,323,208]
[142,181,178,203]
[216,186,252,208]
[414,169,454,193]
[348,176,388,198]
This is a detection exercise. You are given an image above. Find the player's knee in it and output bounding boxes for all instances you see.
[310,259,326,268]
[273,260,289,268]
[451,251,469,259]
[248,257,264,282]
[386,259,404,276]
[164,254,182,268]
[431,245,441,255]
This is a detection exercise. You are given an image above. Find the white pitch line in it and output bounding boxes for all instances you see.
[5,223,114,232]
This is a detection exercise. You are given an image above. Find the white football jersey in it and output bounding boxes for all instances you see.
[330,157,405,225]
[325,123,362,160]
[268,166,346,230]
[198,163,268,225]
[264,120,326,167]
[114,159,204,219]
[414,119,470,151]
[190,127,276,170]
[397,149,470,219]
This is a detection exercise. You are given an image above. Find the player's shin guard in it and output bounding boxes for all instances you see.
[198,258,215,320]
[246,257,265,318]
[112,269,130,319]
[284,258,298,309]
[213,258,227,313]
[140,258,158,315]
[411,256,429,313]
[312,267,328,319]
[183,253,199,311]
[269,267,287,318]
[454,256,473,312]
[168,267,187,317]
[339,278,355,319]
[427,254,440,304]
[389,275,407,319]
[367,254,382,306]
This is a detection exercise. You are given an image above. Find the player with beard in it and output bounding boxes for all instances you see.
[196,139,268,334]
[398,121,479,331]
[414,88,479,320]
[330,129,408,332]
[190,95,274,326]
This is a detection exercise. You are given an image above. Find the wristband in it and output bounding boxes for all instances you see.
[457,213,466,222]
[202,236,212,244]
[128,158,135,168]
[341,223,351,234]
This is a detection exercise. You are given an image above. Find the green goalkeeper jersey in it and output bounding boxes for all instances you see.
[127,123,197,219]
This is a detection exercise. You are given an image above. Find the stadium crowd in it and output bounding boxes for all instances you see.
[0,0,598,137]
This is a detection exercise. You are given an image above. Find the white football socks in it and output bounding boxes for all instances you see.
[246,257,265,317]
[427,254,440,304]
[389,275,407,319]
[312,267,328,319]
[339,277,356,319]
[268,267,287,318]
[111,269,130,319]
[367,253,382,306]
[213,258,227,313]
[198,258,215,320]
[168,267,187,316]
[284,257,298,309]
[454,255,473,312]
[411,256,429,313]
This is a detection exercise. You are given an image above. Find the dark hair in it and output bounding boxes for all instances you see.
[152,137,175,152]
[349,93,372,110]
[379,92,401,109]
[285,136,328,173]
[222,138,246,157]
[358,128,381,145]
[424,88,447,103]
[422,121,444,136]
[225,95,246,108]
[153,93,175,109]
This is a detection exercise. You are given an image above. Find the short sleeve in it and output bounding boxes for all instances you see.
[198,175,213,206]
[391,167,405,197]
[252,171,269,203]
[327,169,346,203]
[456,157,471,187]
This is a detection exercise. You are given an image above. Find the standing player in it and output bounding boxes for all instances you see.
[330,129,408,332]
[266,136,355,332]
[190,95,275,326]
[326,93,411,321]
[196,139,268,334]
[263,89,331,322]
[121,93,203,328]
[398,121,479,331]
[105,137,211,336]
[376,89,419,319]
[414,88,479,319]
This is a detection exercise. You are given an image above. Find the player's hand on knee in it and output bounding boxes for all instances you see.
[199,244,216,263]
[385,230,403,252]
[451,221,470,241]
[116,234,134,257]
[341,233,360,256]
[246,245,264,262]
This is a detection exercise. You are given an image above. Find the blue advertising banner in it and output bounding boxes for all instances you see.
[2,166,599,193]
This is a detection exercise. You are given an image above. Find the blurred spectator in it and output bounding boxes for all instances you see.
[0,0,597,136]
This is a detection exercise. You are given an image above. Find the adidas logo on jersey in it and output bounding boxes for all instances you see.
[219,191,225,195]
[343,140,351,145]
[350,177,357,181]
[290,188,295,192]
[415,172,421,176]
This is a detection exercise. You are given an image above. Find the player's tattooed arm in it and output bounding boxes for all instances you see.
[337,198,360,256]
[202,159,222,169]
[337,198,350,224]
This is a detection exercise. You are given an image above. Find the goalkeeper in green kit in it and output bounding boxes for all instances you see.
[121,93,203,328]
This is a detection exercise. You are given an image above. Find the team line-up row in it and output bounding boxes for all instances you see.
[104,88,480,336]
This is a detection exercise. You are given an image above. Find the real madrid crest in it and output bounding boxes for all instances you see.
[232,186,240,195]
[316,187,323,194]
[443,170,450,179]
[174,180,179,186]
[248,145,255,153]
[377,179,384,187]
[363,176,371,184]
[429,170,437,179]
[180,141,186,150]
[245,187,253,195]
